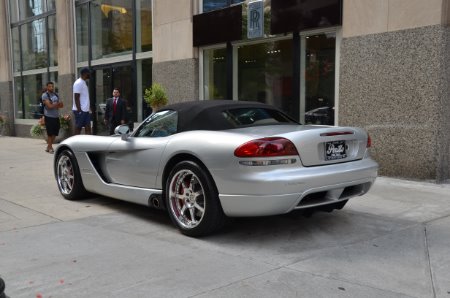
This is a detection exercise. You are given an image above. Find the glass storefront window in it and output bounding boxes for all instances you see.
[48,15,58,67]
[11,27,21,72]
[203,0,245,12]
[139,58,153,119]
[203,48,227,100]
[20,73,46,119]
[14,77,23,119]
[203,0,228,12]
[18,0,46,20]
[49,72,59,92]
[137,0,152,52]
[10,0,55,23]
[237,39,294,116]
[91,0,133,59]
[302,33,336,125]
[76,4,89,63]
[21,19,48,71]
[14,72,56,119]
[47,0,56,10]
[9,0,19,23]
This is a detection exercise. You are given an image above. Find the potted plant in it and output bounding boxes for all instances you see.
[144,83,168,112]
[59,114,71,132]
[30,123,45,138]
[30,114,71,142]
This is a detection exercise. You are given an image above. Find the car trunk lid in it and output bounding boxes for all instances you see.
[231,125,369,166]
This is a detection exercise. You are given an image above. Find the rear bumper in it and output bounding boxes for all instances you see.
[218,158,378,216]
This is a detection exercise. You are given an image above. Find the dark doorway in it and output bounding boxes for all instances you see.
[90,63,135,135]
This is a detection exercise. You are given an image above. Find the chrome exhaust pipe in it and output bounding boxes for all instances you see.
[148,194,165,210]
[151,197,160,208]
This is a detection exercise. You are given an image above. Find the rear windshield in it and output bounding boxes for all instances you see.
[222,108,296,128]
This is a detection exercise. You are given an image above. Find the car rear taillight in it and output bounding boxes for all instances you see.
[367,134,372,148]
[234,137,299,157]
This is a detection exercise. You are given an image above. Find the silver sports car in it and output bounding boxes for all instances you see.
[54,100,378,236]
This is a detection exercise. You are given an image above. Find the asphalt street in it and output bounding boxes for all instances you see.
[0,136,450,298]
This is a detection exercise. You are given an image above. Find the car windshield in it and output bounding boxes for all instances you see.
[134,110,178,137]
[222,108,296,128]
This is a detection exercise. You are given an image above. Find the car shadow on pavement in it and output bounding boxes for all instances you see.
[78,194,408,252]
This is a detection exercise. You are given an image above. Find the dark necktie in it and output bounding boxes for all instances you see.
[113,98,117,115]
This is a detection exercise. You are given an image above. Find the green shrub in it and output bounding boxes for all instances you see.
[30,124,44,137]
[144,83,168,109]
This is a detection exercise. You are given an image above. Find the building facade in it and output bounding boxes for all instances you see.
[0,0,449,182]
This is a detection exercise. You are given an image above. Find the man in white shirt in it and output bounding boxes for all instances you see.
[72,67,91,135]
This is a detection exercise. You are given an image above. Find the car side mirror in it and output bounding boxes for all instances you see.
[114,124,130,141]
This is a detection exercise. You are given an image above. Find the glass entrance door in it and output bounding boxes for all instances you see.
[91,63,134,135]
[300,32,336,125]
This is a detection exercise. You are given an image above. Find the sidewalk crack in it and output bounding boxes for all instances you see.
[424,225,437,298]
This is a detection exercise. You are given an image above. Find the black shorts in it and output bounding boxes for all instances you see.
[45,116,60,136]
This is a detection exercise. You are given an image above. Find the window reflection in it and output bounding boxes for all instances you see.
[203,0,228,12]
[139,58,153,119]
[10,0,58,120]
[48,15,58,67]
[203,48,227,100]
[76,4,89,62]
[303,33,336,125]
[14,77,23,119]
[203,0,244,12]
[91,0,133,59]
[47,0,56,10]
[20,73,46,119]
[137,0,152,52]
[135,110,178,138]
[49,72,58,91]
[18,0,46,20]
[237,39,294,118]
[11,27,21,72]
[21,19,48,70]
[9,0,19,23]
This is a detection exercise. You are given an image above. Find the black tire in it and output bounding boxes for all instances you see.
[165,161,226,237]
[0,277,6,298]
[54,149,88,200]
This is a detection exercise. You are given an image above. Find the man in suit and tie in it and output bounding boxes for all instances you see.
[104,88,127,135]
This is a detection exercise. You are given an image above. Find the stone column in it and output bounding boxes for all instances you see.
[0,0,15,136]
[56,0,76,130]
[339,0,450,182]
[152,0,199,103]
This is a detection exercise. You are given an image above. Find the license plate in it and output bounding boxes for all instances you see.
[325,140,347,160]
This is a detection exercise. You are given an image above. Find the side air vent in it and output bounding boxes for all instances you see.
[87,152,110,183]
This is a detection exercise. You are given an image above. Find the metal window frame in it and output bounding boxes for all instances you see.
[74,0,153,124]
[9,1,57,120]
[198,27,341,123]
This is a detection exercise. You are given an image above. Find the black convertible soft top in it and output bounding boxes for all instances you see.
[158,100,295,132]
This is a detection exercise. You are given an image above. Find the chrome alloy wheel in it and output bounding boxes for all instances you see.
[168,169,206,229]
[57,154,75,195]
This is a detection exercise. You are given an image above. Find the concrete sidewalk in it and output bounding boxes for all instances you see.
[0,136,450,297]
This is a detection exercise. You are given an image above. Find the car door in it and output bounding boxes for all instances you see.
[104,110,178,189]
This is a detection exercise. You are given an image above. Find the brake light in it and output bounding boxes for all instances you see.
[320,131,354,137]
[234,137,299,157]
[367,134,372,148]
